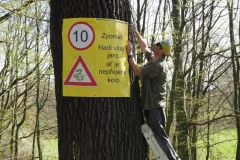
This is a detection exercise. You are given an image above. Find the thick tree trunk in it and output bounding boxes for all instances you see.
[50,0,146,159]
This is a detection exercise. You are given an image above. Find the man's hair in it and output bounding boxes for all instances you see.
[155,42,162,49]
[155,42,165,59]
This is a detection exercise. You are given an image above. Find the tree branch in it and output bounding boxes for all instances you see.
[0,0,34,23]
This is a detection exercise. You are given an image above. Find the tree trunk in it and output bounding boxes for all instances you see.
[151,0,162,44]
[228,1,240,159]
[32,3,43,159]
[50,0,146,159]
[171,0,189,159]
[189,1,197,159]
[141,0,148,35]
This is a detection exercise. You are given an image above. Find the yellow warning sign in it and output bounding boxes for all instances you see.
[62,18,130,97]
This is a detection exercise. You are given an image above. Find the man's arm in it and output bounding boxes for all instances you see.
[126,42,141,76]
[132,24,150,54]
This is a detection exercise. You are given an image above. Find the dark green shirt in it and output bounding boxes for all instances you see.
[141,51,167,110]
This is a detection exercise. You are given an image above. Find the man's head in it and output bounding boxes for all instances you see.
[153,38,172,56]
[152,42,164,59]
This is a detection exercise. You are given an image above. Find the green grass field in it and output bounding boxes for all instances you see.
[196,128,237,160]
[41,128,237,160]
[42,138,58,160]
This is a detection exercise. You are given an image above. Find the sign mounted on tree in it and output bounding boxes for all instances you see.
[62,18,130,97]
[68,22,95,50]
[64,56,97,86]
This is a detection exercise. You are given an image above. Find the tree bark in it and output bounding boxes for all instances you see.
[50,0,146,159]
[171,0,189,159]
[227,1,240,159]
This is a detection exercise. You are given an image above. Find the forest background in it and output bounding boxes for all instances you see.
[0,0,239,160]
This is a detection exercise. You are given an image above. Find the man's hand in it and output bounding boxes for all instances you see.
[130,23,148,54]
[126,41,141,76]
[133,22,137,32]
[126,41,133,56]
[130,22,138,33]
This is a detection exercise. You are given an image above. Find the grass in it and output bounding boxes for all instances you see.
[197,128,237,160]
[40,129,237,160]
[42,138,58,160]
[147,128,237,160]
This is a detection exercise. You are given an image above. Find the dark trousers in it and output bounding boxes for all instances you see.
[145,108,180,160]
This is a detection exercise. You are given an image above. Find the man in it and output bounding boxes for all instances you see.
[126,25,180,160]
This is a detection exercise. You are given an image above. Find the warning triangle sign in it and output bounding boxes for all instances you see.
[64,56,97,86]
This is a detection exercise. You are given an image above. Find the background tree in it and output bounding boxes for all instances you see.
[0,1,55,159]
[227,0,240,159]
[170,0,189,159]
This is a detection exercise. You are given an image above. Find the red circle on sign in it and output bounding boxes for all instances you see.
[68,22,95,50]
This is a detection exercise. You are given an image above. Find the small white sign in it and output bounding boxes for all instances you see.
[68,22,95,50]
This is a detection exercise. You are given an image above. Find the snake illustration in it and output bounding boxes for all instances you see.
[73,69,85,81]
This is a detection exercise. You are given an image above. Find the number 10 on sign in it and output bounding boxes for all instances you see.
[68,22,95,50]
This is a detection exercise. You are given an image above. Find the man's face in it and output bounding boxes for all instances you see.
[152,43,161,53]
